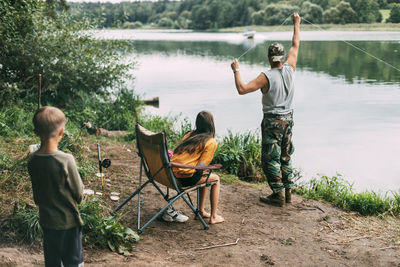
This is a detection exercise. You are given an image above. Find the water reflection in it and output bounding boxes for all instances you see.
[126,35,400,192]
[132,40,400,85]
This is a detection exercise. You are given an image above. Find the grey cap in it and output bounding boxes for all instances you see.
[268,43,285,62]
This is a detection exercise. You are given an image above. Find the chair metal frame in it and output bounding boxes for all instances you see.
[113,123,221,233]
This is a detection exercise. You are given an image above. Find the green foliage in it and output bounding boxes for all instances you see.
[6,201,42,244]
[323,1,358,24]
[122,21,143,29]
[79,196,140,254]
[296,174,400,216]
[4,196,139,253]
[66,0,393,29]
[65,89,142,132]
[138,114,192,149]
[0,104,35,138]
[263,4,299,25]
[213,130,262,179]
[302,1,324,24]
[158,17,175,28]
[387,3,400,22]
[0,0,134,108]
[347,0,382,22]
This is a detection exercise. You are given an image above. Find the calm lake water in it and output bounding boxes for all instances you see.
[99,30,400,192]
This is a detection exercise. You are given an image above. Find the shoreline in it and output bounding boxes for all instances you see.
[111,23,400,33]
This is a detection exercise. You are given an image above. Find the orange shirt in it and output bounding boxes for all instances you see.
[171,135,217,178]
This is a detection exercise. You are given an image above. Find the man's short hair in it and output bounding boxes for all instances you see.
[268,43,285,62]
[33,106,66,139]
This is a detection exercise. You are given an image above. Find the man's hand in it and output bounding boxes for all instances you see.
[231,59,239,71]
[293,12,301,26]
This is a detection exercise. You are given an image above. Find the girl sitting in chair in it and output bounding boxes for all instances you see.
[171,111,224,224]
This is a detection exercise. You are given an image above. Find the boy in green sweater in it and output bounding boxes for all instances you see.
[28,106,84,267]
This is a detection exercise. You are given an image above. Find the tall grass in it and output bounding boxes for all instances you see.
[296,174,400,216]
[3,197,139,253]
[137,114,192,148]
[213,130,263,180]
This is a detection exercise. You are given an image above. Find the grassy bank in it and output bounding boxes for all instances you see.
[1,103,399,251]
[295,174,400,216]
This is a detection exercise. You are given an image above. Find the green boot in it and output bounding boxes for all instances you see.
[285,188,292,204]
[259,190,285,207]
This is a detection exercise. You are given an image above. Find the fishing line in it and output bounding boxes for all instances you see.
[236,13,294,60]
[301,17,400,73]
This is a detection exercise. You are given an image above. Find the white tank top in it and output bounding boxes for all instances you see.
[261,63,295,115]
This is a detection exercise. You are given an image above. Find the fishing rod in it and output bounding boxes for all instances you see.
[236,13,294,60]
[38,74,42,110]
[97,143,111,190]
[301,17,400,73]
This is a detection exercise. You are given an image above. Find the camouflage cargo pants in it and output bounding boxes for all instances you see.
[261,113,294,193]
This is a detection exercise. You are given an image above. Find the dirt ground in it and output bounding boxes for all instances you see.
[1,139,400,267]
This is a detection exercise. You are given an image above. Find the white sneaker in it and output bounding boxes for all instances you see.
[162,207,189,223]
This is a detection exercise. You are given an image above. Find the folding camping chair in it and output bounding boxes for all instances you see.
[113,123,222,233]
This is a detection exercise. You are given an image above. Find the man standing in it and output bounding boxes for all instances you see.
[231,13,301,206]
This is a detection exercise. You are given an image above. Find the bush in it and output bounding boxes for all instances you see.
[263,4,299,25]
[79,196,139,254]
[122,21,143,29]
[157,17,175,28]
[4,196,140,254]
[6,201,42,244]
[137,114,191,149]
[213,130,262,180]
[0,0,134,108]
[323,1,358,24]
[387,3,400,22]
[301,1,323,24]
[251,10,265,25]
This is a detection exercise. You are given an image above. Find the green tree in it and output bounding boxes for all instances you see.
[263,4,299,25]
[251,10,265,25]
[348,0,382,23]
[301,1,323,24]
[190,4,211,30]
[387,3,400,22]
[0,0,133,107]
[323,1,357,24]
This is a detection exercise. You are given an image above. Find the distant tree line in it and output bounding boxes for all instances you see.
[67,0,400,29]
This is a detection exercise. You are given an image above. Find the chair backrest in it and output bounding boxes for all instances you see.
[135,123,180,190]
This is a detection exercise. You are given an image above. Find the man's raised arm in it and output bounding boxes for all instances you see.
[286,13,301,71]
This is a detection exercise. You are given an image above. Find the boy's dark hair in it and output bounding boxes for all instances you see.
[33,106,66,139]
[174,111,215,155]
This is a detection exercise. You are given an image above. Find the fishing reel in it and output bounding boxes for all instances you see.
[100,158,111,169]
[97,144,111,173]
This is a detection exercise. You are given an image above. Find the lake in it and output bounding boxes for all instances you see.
[98,30,400,192]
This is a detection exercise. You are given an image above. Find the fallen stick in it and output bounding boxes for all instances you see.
[379,246,398,250]
[314,205,325,213]
[195,238,240,251]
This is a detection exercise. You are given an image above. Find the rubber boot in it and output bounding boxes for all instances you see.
[259,190,285,207]
[285,188,292,204]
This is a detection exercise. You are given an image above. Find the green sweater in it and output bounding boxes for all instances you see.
[28,150,84,230]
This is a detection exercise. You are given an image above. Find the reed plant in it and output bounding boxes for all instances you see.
[296,174,400,216]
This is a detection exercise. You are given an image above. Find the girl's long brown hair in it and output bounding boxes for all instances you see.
[174,111,215,155]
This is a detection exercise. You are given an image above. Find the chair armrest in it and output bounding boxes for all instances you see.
[169,162,222,170]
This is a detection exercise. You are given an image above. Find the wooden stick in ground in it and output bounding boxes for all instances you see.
[38,74,42,110]
[195,238,240,251]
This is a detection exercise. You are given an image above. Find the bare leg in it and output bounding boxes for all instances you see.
[198,187,210,218]
[196,173,224,224]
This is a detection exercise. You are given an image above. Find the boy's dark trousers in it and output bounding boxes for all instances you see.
[42,226,84,267]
